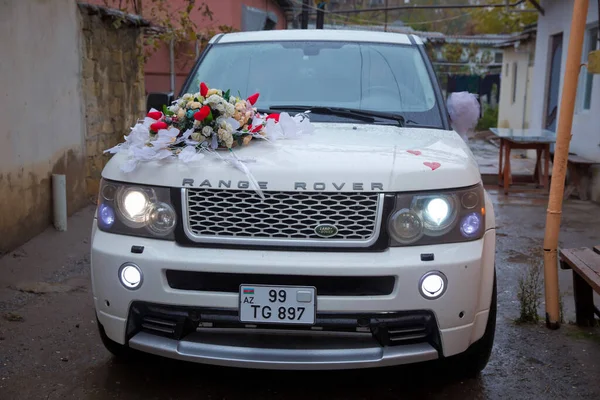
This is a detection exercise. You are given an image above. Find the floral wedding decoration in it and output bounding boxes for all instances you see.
[104,82,315,175]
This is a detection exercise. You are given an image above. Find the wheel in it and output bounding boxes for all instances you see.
[96,316,138,361]
[443,270,497,378]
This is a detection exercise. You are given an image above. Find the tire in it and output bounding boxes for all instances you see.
[443,270,497,378]
[96,316,138,361]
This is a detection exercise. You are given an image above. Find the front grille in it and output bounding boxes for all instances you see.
[141,316,177,336]
[126,302,442,350]
[183,189,383,247]
[165,270,396,296]
[371,314,435,345]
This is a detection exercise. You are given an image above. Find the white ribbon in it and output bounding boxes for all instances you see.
[202,148,264,199]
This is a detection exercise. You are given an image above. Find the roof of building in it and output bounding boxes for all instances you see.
[316,23,514,46]
[494,23,537,48]
[212,29,421,45]
[77,2,150,27]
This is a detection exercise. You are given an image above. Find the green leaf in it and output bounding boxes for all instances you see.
[162,104,175,116]
[223,89,231,102]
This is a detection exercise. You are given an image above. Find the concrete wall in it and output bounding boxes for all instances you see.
[80,7,146,198]
[498,42,535,130]
[531,0,600,201]
[0,1,147,254]
[0,0,87,254]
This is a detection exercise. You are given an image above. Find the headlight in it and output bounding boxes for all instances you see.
[115,187,153,228]
[412,194,459,236]
[96,179,177,240]
[388,209,423,244]
[388,184,485,246]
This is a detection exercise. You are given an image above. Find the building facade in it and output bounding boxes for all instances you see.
[496,25,536,130]
[529,0,599,201]
[0,1,147,254]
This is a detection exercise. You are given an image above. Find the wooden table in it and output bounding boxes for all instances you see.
[490,128,557,194]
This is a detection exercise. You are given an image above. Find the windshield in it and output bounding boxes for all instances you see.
[184,40,443,127]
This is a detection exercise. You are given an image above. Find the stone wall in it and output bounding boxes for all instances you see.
[79,4,146,198]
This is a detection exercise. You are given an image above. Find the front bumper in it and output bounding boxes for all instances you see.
[91,223,496,369]
[129,332,438,370]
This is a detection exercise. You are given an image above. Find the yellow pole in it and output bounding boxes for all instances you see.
[543,0,589,329]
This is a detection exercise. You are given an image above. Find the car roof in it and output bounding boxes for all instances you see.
[210,29,422,46]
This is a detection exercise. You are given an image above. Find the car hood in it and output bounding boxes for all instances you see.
[101,123,481,193]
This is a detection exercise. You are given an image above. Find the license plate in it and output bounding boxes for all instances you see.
[239,285,316,325]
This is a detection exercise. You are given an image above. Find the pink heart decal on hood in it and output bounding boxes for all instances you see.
[424,162,441,171]
[407,150,422,156]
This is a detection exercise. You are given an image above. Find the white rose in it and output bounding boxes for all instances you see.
[182,93,193,101]
[216,103,225,113]
[202,126,213,137]
[168,105,179,113]
[207,88,222,97]
[206,94,222,106]
[218,129,234,148]
[219,120,233,133]
[225,103,235,117]
[191,131,202,141]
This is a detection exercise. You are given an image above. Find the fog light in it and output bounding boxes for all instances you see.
[98,204,115,229]
[419,271,447,299]
[118,263,143,290]
[460,212,482,238]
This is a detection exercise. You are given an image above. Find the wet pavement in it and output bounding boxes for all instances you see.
[1,188,600,400]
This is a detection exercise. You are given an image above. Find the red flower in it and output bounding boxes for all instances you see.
[147,111,162,120]
[200,82,209,97]
[194,105,211,121]
[150,121,168,132]
[266,113,280,122]
[247,93,259,105]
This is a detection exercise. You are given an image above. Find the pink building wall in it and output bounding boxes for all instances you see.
[85,1,287,95]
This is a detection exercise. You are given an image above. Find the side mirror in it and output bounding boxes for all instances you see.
[146,92,174,112]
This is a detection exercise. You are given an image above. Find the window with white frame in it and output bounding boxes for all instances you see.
[578,25,599,111]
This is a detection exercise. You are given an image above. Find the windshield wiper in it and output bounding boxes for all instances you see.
[263,105,405,126]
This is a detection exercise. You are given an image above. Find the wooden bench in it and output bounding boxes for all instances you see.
[550,152,599,201]
[559,245,600,326]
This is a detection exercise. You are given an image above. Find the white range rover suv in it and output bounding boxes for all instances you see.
[91,29,497,375]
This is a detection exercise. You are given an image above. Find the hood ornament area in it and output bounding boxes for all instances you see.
[314,224,339,238]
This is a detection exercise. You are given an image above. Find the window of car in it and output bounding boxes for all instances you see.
[184,40,443,128]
